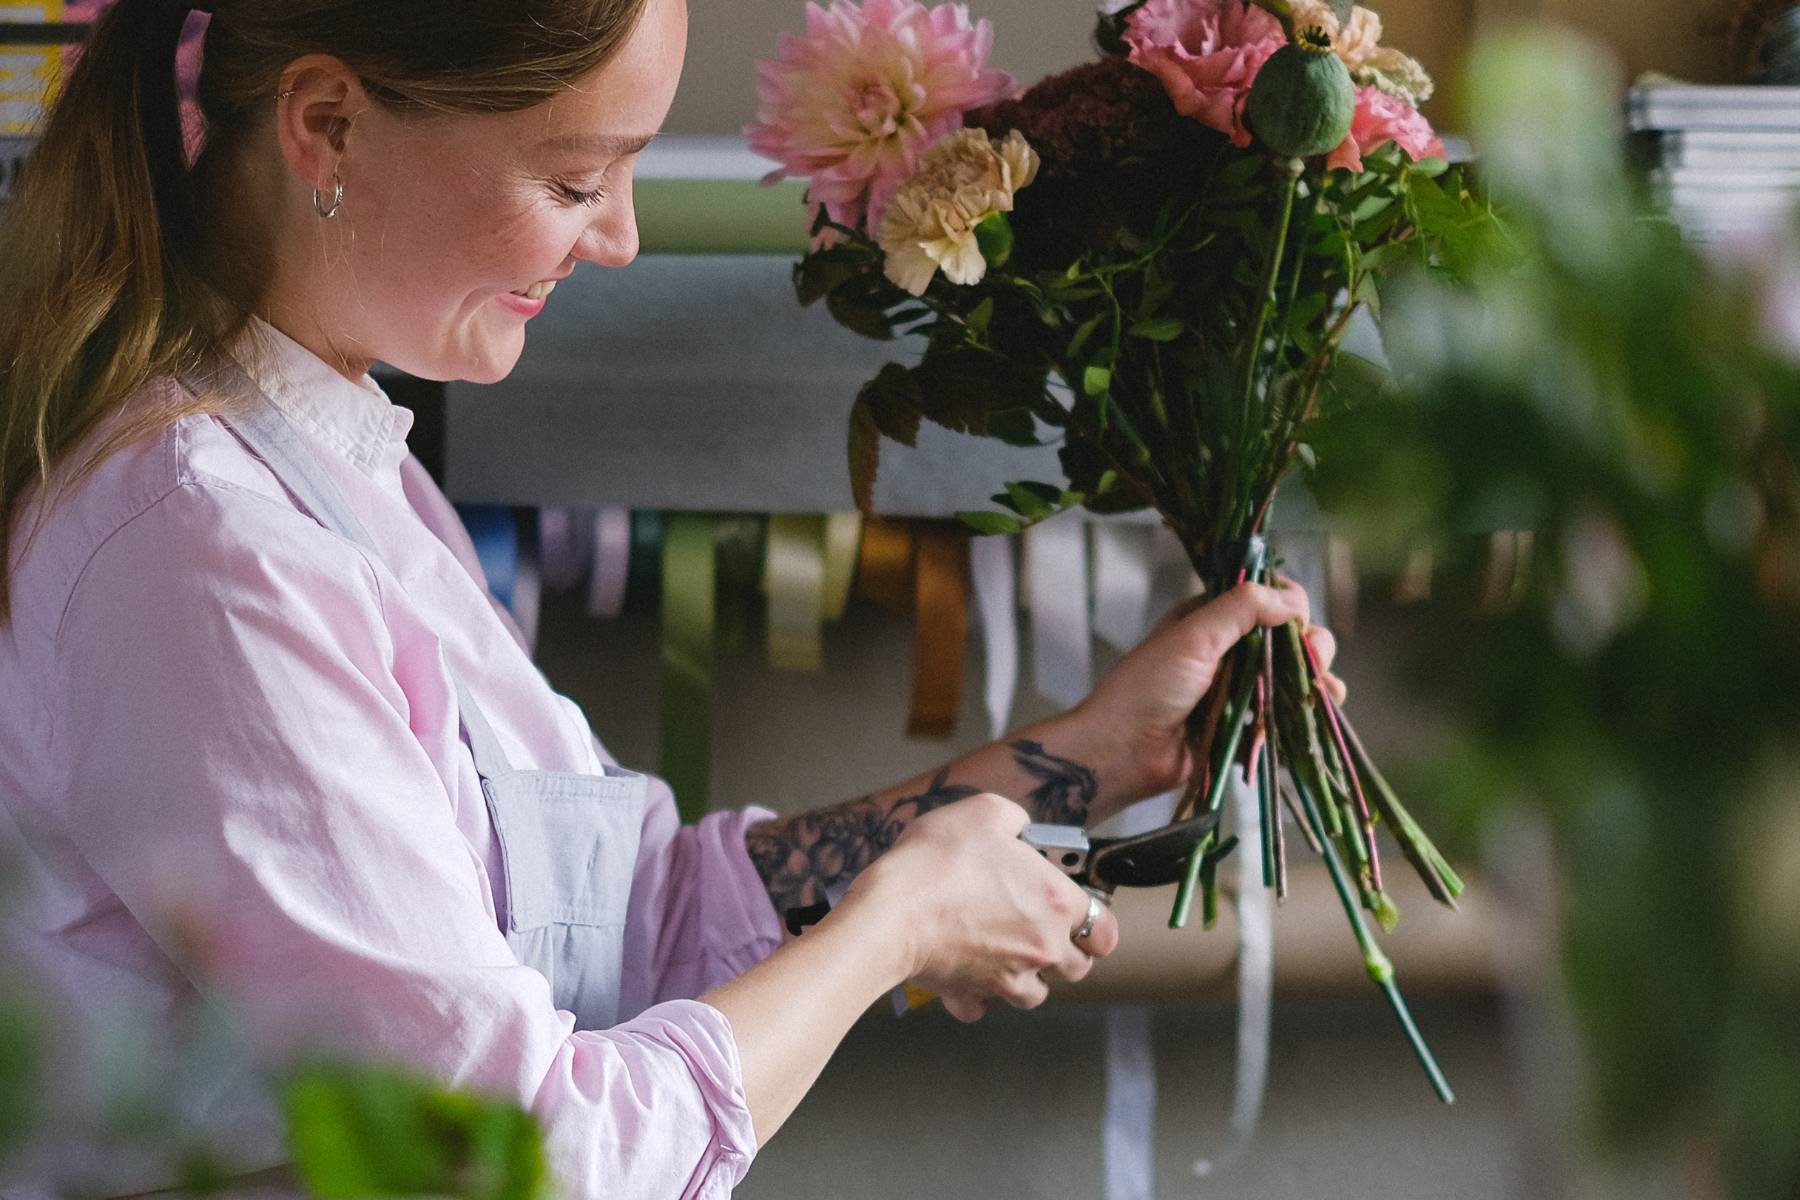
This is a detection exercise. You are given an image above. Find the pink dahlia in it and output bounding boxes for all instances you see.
[1325,86,1446,172]
[746,0,1016,234]
[1122,0,1285,148]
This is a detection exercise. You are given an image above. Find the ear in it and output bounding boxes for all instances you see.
[273,54,370,192]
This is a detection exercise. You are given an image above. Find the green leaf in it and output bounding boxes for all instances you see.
[827,285,897,341]
[284,1067,551,1200]
[965,297,995,339]
[848,390,882,516]
[1128,316,1186,342]
[986,406,1042,447]
[958,510,1024,535]
[1003,481,1062,521]
[793,251,866,307]
[1067,315,1103,359]
[973,211,1014,271]
[861,363,924,447]
[0,991,45,1162]
[1083,365,1112,397]
[911,348,1046,441]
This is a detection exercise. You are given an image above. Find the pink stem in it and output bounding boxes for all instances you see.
[1302,636,1383,893]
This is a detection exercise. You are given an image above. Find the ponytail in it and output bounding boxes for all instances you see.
[0,0,249,624]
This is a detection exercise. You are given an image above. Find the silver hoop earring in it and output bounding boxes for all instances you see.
[313,176,344,220]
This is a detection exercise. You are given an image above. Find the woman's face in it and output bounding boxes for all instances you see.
[280,0,688,383]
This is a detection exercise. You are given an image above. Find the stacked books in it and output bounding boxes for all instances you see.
[1628,80,1800,241]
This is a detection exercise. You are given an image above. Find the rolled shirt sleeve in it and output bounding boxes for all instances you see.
[618,777,786,1016]
[50,481,756,1200]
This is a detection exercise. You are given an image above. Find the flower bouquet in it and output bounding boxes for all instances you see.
[749,0,1504,1099]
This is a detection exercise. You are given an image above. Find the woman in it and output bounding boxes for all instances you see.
[0,0,1339,1197]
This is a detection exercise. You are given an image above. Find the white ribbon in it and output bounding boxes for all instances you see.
[1024,514,1092,710]
[969,534,1020,742]
[587,507,632,619]
[1191,768,1274,1179]
[1091,522,1154,653]
[510,522,542,658]
[1103,1006,1157,1200]
[537,507,595,591]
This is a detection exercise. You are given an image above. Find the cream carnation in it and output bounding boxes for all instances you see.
[878,128,1039,296]
[1291,1,1434,107]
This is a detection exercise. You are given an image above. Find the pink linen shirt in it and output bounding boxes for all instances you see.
[0,320,785,1199]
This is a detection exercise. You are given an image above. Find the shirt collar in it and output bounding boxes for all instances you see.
[226,317,415,478]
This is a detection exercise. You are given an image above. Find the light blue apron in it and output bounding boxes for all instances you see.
[191,359,646,1031]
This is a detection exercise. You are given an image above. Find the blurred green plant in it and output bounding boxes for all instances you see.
[1312,25,1800,1197]
[285,1066,552,1200]
[0,864,554,1200]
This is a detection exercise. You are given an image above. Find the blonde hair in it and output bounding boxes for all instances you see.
[0,0,650,623]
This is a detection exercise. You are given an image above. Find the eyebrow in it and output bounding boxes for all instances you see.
[531,131,660,159]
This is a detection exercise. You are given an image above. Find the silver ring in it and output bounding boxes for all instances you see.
[1074,894,1101,942]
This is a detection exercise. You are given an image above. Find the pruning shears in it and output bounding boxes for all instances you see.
[782,811,1232,1013]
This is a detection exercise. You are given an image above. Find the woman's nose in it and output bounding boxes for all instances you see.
[575,189,640,269]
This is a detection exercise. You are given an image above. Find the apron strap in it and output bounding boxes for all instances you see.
[181,358,518,780]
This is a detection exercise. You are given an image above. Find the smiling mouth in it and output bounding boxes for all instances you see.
[510,280,558,300]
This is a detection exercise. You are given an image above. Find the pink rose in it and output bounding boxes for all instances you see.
[1122,0,1285,147]
[1326,86,1446,172]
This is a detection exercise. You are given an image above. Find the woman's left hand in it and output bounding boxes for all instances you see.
[1070,578,1346,825]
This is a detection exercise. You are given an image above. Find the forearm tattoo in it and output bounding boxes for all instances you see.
[746,768,978,914]
[1008,739,1099,826]
[746,742,1099,918]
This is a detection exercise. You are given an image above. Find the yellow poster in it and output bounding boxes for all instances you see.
[1,3,67,137]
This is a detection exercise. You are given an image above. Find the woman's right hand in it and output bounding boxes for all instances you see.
[844,792,1121,1022]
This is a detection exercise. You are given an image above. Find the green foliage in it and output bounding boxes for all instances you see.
[0,988,45,1163]
[285,1066,553,1200]
[1314,27,1800,1197]
[798,111,1499,544]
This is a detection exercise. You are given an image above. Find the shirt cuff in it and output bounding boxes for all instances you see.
[619,998,758,1198]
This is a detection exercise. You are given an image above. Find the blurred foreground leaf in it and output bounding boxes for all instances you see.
[284,1066,553,1200]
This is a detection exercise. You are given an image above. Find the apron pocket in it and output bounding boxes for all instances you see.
[483,766,646,932]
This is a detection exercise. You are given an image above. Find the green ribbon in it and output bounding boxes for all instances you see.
[712,514,767,657]
[660,514,716,824]
[762,514,827,672]
[626,510,664,616]
[821,513,863,622]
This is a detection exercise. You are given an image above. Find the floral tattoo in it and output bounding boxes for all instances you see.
[746,741,1099,917]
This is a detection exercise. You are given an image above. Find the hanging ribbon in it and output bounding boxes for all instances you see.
[857,518,971,739]
[587,507,632,619]
[1024,515,1092,710]
[537,507,593,592]
[457,504,518,612]
[763,514,828,672]
[821,512,863,622]
[1191,768,1275,1179]
[627,509,665,616]
[1091,522,1154,653]
[510,511,542,658]
[969,533,1020,742]
[712,515,767,657]
[856,516,916,615]
[1103,1007,1157,1200]
[659,514,714,824]
[908,525,970,739]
